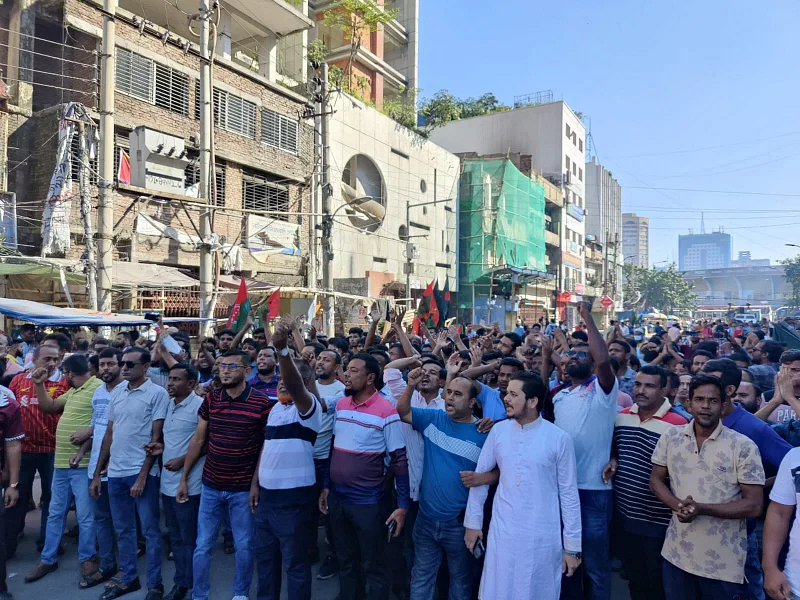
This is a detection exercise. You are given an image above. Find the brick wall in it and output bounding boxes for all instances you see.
[7,0,315,286]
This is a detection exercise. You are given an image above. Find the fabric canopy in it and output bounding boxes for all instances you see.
[0,298,155,326]
[0,260,198,289]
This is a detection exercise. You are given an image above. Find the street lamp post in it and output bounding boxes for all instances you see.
[405,198,452,309]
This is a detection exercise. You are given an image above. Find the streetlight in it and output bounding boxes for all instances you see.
[405,198,452,308]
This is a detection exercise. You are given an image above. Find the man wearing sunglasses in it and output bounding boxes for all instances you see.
[90,347,170,600]
[553,302,618,600]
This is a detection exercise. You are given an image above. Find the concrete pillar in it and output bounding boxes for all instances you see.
[216,11,232,61]
[257,34,278,81]
[8,0,35,111]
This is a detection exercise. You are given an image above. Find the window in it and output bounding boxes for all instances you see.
[565,123,571,138]
[185,159,227,206]
[70,130,98,185]
[113,129,132,185]
[565,155,570,170]
[116,48,188,115]
[578,168,583,182]
[572,163,577,176]
[579,139,584,152]
[373,256,387,263]
[241,168,289,219]
[572,132,577,145]
[261,109,299,154]
[195,83,256,139]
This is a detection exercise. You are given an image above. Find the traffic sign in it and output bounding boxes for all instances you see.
[600,296,614,309]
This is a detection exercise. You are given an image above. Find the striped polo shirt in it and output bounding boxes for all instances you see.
[612,399,687,537]
[258,396,321,506]
[329,390,410,508]
[54,376,102,469]
[199,385,275,492]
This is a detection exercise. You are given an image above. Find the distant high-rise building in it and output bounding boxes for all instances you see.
[622,213,649,266]
[678,232,732,271]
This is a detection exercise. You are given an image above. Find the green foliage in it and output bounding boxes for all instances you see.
[459,93,511,118]
[622,263,697,313]
[382,87,419,131]
[780,255,800,307]
[419,90,462,133]
[307,39,328,64]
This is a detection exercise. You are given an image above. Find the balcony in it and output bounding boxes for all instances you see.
[545,229,560,248]
[586,249,603,263]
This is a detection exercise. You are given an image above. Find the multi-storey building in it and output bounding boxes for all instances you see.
[678,231,732,271]
[2,0,316,314]
[430,101,586,324]
[309,0,418,109]
[585,157,623,310]
[622,212,649,267]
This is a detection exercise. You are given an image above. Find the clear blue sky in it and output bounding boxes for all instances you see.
[418,0,800,265]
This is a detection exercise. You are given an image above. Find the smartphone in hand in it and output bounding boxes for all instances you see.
[472,539,485,560]
[386,519,397,543]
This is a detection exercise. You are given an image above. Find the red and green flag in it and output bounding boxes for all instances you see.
[266,288,281,321]
[227,278,252,332]
[441,278,451,325]
[430,280,443,328]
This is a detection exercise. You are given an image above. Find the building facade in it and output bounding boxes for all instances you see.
[585,157,623,310]
[678,232,732,271]
[309,0,418,110]
[429,101,587,324]
[622,212,649,266]
[3,0,316,313]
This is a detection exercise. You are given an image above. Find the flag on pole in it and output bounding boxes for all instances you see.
[426,281,440,329]
[117,149,131,185]
[227,278,251,332]
[417,280,433,319]
[432,280,444,327]
[266,288,281,321]
[441,278,451,325]
[307,294,317,325]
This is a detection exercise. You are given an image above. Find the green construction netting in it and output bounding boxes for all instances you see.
[458,158,546,286]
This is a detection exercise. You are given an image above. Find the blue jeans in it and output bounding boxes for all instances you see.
[662,559,749,599]
[254,491,315,600]
[163,494,199,589]
[108,474,162,589]
[562,489,613,600]
[746,528,765,600]
[192,484,254,600]
[42,468,96,565]
[92,481,117,572]
[410,511,473,600]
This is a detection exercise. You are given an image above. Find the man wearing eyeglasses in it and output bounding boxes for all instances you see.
[90,347,169,600]
[178,349,275,600]
[553,302,619,600]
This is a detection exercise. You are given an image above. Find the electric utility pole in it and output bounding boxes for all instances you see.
[320,63,334,337]
[96,0,116,311]
[198,0,214,332]
[79,121,98,310]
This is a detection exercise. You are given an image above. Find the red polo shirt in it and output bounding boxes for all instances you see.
[9,371,69,454]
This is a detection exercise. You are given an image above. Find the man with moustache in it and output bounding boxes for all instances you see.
[396,368,487,600]
[553,302,618,600]
[177,349,274,600]
[248,347,279,401]
[601,366,687,600]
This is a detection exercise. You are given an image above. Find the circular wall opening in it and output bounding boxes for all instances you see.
[340,154,386,234]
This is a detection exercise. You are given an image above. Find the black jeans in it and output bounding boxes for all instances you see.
[254,492,315,600]
[328,492,388,600]
[618,528,666,600]
[5,451,53,557]
[313,459,335,556]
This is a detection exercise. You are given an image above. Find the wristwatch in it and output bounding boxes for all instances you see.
[7,482,18,489]
[277,347,291,357]
[563,550,582,559]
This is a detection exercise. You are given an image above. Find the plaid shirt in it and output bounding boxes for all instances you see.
[748,363,779,394]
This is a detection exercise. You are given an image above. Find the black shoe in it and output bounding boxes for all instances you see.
[317,554,338,580]
[100,578,141,600]
[163,585,189,600]
[144,584,164,600]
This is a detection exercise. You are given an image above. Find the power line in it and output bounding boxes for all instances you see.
[617,185,800,198]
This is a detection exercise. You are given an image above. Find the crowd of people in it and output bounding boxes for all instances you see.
[1,306,800,599]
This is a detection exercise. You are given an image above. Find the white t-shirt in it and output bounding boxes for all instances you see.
[313,380,345,461]
[769,447,800,593]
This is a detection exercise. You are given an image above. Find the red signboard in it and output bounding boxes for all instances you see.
[600,296,614,308]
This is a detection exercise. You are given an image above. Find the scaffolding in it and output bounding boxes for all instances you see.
[458,158,548,323]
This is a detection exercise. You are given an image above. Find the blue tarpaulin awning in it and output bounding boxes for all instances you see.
[0,298,210,326]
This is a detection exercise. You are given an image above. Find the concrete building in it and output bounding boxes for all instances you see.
[309,0,418,110]
[585,157,623,310]
[683,265,787,307]
[2,0,316,314]
[622,213,649,266]
[429,101,587,324]
[732,250,770,268]
[321,90,458,316]
[678,231,732,271]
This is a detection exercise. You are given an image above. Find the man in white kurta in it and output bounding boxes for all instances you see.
[464,371,582,600]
